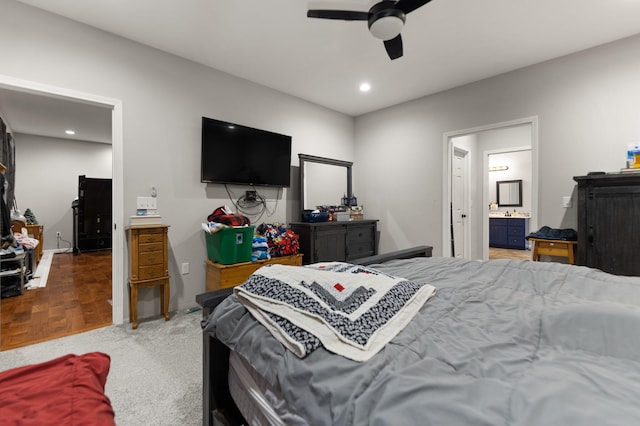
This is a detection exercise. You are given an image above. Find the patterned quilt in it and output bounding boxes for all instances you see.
[233,262,436,362]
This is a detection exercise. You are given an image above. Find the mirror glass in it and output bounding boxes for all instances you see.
[497,179,523,207]
[303,162,347,209]
[299,154,352,211]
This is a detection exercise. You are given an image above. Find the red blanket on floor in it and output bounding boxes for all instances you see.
[0,352,115,425]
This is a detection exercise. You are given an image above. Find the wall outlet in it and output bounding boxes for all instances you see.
[181,262,190,275]
[56,231,61,237]
[136,196,157,210]
[562,196,572,208]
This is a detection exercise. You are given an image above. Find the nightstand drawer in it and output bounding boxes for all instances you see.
[138,265,165,280]
[139,251,163,266]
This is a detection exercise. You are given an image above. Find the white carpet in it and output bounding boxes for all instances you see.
[25,250,53,290]
[0,310,204,425]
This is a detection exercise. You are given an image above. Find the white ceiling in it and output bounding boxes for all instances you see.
[0,87,112,144]
[3,0,640,142]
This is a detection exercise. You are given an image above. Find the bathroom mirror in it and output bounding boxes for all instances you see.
[299,154,352,211]
[497,179,523,207]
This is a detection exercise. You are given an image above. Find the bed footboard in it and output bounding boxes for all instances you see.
[196,288,245,426]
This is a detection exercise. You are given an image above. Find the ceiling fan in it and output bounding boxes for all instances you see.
[307,0,433,60]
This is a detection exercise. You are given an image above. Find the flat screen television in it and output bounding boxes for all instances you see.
[201,117,292,187]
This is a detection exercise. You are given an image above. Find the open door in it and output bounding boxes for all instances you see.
[451,147,470,259]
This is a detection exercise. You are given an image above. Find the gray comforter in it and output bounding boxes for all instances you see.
[203,257,640,425]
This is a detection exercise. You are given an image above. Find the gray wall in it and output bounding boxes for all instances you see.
[4,0,640,321]
[355,33,640,255]
[14,133,112,251]
[0,0,355,320]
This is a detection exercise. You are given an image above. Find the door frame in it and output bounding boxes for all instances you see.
[442,116,539,258]
[0,74,125,325]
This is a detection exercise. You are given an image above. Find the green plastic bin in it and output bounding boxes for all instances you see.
[205,226,254,265]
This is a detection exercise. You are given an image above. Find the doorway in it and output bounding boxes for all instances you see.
[0,74,124,328]
[442,117,539,260]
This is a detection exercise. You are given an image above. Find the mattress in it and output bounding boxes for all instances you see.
[228,350,306,426]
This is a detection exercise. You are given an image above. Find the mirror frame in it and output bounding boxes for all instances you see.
[496,179,523,207]
[299,153,352,213]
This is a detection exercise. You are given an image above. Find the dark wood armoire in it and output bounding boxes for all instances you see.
[74,175,112,253]
[574,172,640,276]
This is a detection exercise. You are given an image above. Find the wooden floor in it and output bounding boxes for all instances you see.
[0,251,112,351]
[489,247,532,261]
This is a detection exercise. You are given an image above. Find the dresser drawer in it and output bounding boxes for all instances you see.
[139,250,164,266]
[347,226,375,244]
[347,226,375,259]
[139,232,164,244]
[348,242,374,259]
[138,265,165,280]
[139,241,164,253]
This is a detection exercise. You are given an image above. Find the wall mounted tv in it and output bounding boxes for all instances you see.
[201,117,292,187]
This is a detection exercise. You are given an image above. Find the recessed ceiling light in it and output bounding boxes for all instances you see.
[65,129,76,135]
[359,82,371,92]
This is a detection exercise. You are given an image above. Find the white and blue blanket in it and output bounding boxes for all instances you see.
[233,262,436,362]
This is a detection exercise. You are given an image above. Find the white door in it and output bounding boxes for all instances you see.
[452,148,470,258]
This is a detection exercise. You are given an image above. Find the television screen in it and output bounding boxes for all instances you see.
[201,117,292,187]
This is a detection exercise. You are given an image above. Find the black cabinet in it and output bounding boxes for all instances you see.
[489,218,529,250]
[290,220,378,264]
[75,175,112,253]
[574,173,640,276]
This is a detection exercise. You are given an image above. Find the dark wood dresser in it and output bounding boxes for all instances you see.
[289,220,378,264]
[574,173,640,276]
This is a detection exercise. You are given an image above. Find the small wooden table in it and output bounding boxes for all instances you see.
[206,254,303,292]
[529,238,577,264]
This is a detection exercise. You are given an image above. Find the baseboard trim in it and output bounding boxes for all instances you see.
[44,248,73,254]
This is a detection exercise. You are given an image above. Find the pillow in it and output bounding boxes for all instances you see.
[0,352,115,425]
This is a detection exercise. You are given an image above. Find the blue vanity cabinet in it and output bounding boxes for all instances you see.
[490,217,529,250]
[489,218,509,247]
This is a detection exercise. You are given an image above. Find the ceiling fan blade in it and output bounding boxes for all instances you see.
[395,0,433,14]
[307,10,369,20]
[384,34,403,60]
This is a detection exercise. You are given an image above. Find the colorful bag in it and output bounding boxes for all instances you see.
[256,223,300,257]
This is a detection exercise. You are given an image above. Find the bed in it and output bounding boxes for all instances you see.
[197,246,640,425]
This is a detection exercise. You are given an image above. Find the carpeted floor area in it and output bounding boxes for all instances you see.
[0,310,203,425]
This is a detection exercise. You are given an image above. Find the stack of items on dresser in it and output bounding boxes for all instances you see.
[202,205,299,265]
[303,194,365,223]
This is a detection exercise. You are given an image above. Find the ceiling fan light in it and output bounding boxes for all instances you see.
[369,15,404,40]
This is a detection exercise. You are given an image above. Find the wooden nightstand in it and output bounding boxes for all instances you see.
[205,254,303,292]
[126,224,170,329]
